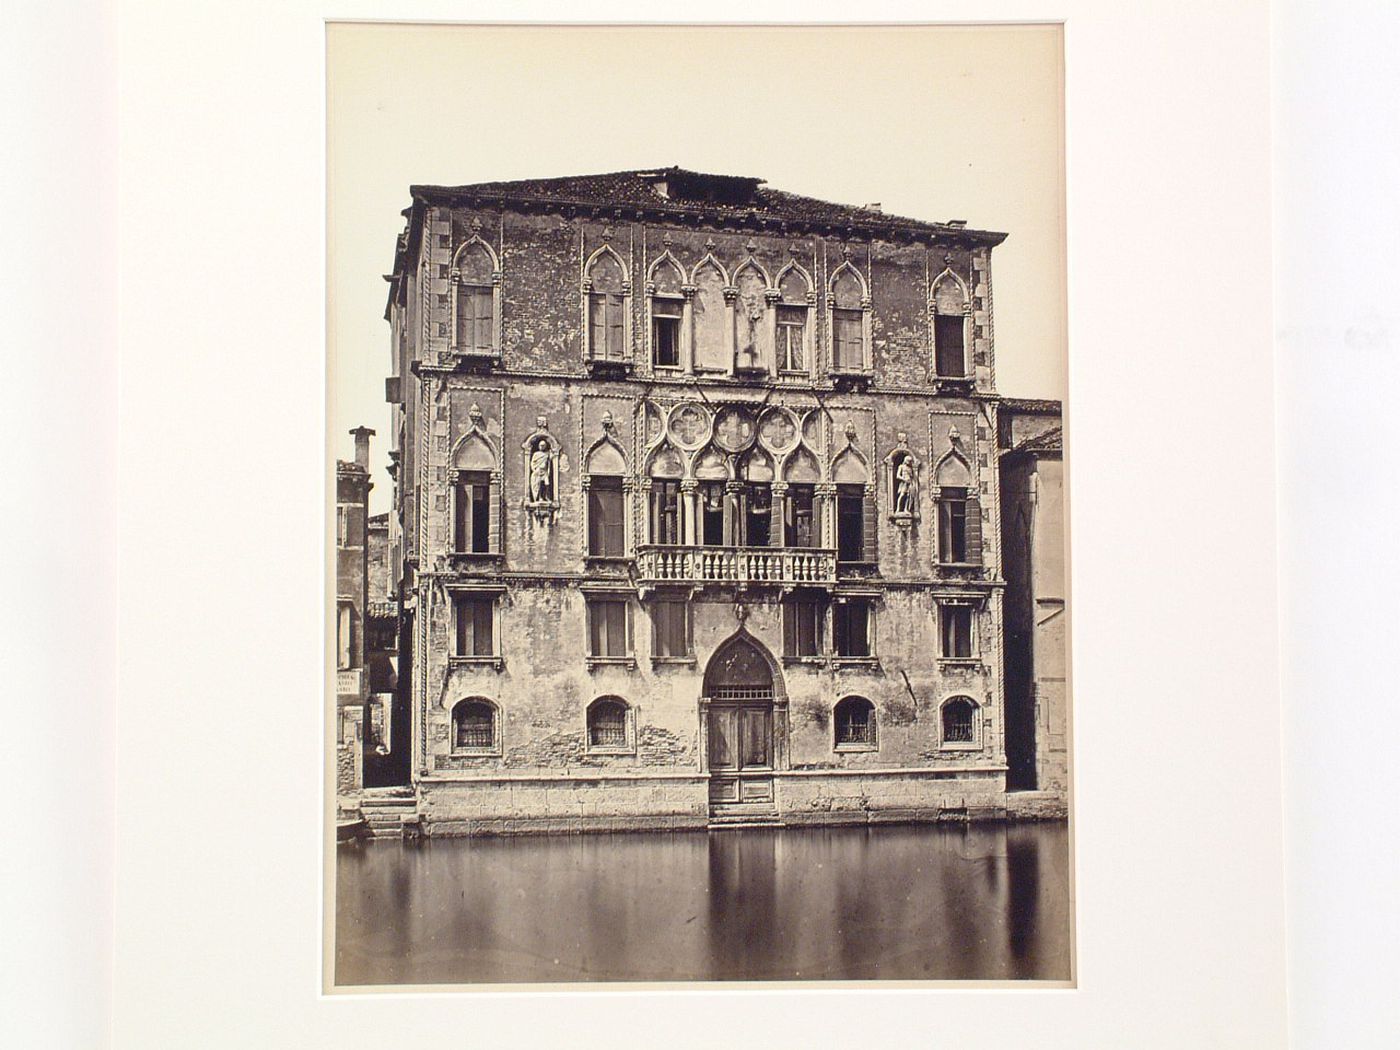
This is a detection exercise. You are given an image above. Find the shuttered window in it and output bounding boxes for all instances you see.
[935,314,966,377]
[454,596,495,657]
[937,487,981,564]
[588,477,625,556]
[588,599,629,658]
[833,600,872,658]
[940,605,974,658]
[590,293,626,360]
[783,597,823,657]
[455,471,493,553]
[456,285,493,351]
[652,600,689,658]
[832,308,863,370]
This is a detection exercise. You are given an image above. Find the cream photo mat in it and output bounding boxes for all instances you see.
[113,1,1285,1047]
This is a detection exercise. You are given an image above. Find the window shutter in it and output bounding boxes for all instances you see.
[589,296,606,357]
[608,294,625,359]
[965,494,983,564]
[488,475,501,553]
[862,491,878,562]
[453,484,467,551]
[475,290,492,350]
[770,489,784,547]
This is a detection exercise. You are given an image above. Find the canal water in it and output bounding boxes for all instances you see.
[335,822,1072,985]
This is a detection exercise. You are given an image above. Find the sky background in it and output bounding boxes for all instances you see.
[328,23,1066,512]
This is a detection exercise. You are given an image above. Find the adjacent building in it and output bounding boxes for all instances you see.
[365,167,1067,834]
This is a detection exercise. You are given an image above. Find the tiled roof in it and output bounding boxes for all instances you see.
[409,167,1005,244]
[1010,425,1063,455]
[999,396,1062,415]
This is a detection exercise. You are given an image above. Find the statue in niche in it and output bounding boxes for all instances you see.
[894,453,916,515]
[528,437,553,503]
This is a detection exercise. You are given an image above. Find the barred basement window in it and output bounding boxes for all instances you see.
[940,605,974,658]
[942,697,977,744]
[834,696,876,747]
[452,699,497,752]
[587,697,630,750]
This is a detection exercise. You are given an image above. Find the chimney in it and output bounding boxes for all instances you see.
[946,219,967,228]
[350,426,375,469]
[862,203,883,213]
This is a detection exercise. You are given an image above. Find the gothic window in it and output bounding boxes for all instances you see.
[784,484,819,548]
[587,251,627,362]
[652,297,683,367]
[453,242,497,354]
[941,696,979,746]
[651,599,690,659]
[935,454,981,565]
[452,698,498,753]
[453,595,496,657]
[588,478,626,556]
[733,264,768,372]
[933,274,970,378]
[740,447,775,547]
[939,604,974,658]
[830,268,865,371]
[691,261,728,372]
[587,697,631,751]
[834,696,877,748]
[833,598,873,658]
[777,268,810,373]
[699,481,726,546]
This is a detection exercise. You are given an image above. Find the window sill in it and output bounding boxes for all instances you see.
[449,348,502,369]
[448,551,504,567]
[651,655,696,667]
[585,555,633,568]
[834,742,878,753]
[939,741,982,752]
[781,655,826,666]
[586,357,633,376]
[833,657,880,670]
[450,748,502,758]
[586,656,637,671]
[585,746,636,757]
[938,657,982,670]
[448,656,504,672]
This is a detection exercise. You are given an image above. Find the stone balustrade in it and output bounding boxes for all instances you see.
[636,545,837,586]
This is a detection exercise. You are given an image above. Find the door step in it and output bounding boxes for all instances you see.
[708,813,783,830]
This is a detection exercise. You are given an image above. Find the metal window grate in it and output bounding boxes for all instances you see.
[943,703,975,743]
[589,701,627,747]
[711,686,774,701]
[455,704,495,750]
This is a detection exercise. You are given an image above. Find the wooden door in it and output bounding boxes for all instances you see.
[708,702,775,808]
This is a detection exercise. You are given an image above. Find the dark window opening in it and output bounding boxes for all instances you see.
[745,483,772,547]
[834,696,876,746]
[588,599,628,658]
[833,599,872,658]
[943,699,976,743]
[453,700,496,751]
[935,314,967,377]
[836,484,866,562]
[588,477,625,557]
[455,471,492,553]
[454,596,495,657]
[652,298,682,367]
[776,304,806,371]
[785,484,818,548]
[650,480,681,545]
[784,597,823,658]
[700,482,726,546]
[940,605,973,658]
[938,487,969,564]
[588,699,628,748]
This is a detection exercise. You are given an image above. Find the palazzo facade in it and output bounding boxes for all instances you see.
[369,167,1067,835]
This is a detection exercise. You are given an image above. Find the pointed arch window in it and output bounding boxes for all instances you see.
[832,448,876,564]
[646,445,684,545]
[451,425,501,556]
[451,241,500,357]
[933,273,970,378]
[650,256,685,369]
[828,263,871,374]
[586,249,629,363]
[935,453,981,566]
[776,267,812,374]
[585,434,628,558]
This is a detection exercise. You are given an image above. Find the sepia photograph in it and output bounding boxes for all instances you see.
[326,21,1072,988]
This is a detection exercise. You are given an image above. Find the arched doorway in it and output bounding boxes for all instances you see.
[702,634,784,815]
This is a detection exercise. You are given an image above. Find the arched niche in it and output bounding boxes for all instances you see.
[783,446,821,484]
[934,452,973,489]
[586,440,627,476]
[740,446,775,483]
[693,445,729,481]
[649,255,683,295]
[690,259,729,372]
[452,432,497,471]
[831,447,869,485]
[830,267,865,310]
[646,443,684,479]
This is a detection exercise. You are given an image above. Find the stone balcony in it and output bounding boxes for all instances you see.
[636,544,837,588]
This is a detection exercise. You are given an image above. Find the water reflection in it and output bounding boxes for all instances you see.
[335,822,1071,985]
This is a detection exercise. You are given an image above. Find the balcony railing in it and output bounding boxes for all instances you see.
[636,545,837,586]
